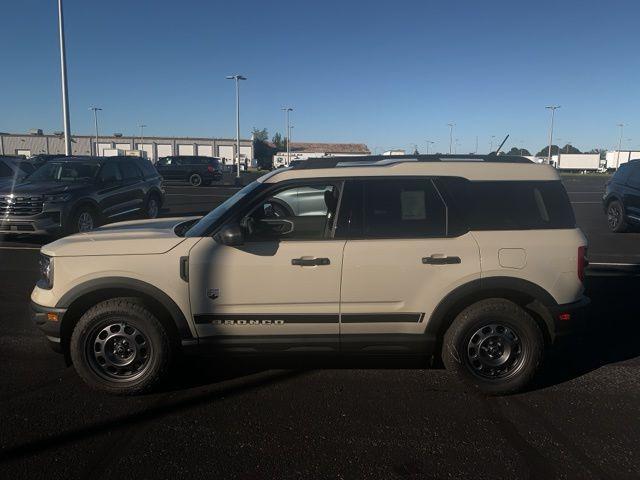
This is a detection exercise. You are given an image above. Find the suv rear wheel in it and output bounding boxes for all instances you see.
[70,298,173,395]
[442,298,543,395]
[189,173,203,187]
[607,200,628,232]
[145,194,160,219]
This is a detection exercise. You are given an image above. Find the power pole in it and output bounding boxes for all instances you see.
[57,0,72,155]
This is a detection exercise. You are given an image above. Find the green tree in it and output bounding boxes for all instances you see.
[535,145,560,157]
[506,147,532,156]
[271,132,285,151]
[252,127,269,142]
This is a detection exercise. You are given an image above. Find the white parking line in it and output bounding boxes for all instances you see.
[570,201,600,204]
[165,194,230,197]
[566,191,603,194]
[589,262,640,267]
[0,246,40,250]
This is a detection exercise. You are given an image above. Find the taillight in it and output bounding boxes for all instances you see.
[578,245,588,283]
[207,165,214,172]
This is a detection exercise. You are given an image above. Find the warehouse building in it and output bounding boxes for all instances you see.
[0,131,253,164]
[606,150,640,170]
[273,142,370,167]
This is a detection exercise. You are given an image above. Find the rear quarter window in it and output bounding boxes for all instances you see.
[437,177,576,230]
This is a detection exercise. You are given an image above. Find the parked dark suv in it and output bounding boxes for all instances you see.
[0,156,164,236]
[603,159,640,232]
[156,155,222,186]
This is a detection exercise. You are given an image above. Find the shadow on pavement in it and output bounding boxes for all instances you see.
[533,271,640,389]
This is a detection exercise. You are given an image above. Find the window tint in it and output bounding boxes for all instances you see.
[119,162,142,180]
[625,165,640,189]
[437,177,575,230]
[17,162,36,175]
[360,179,446,238]
[243,183,338,241]
[99,162,122,182]
[135,158,157,177]
[0,161,12,177]
[612,163,630,184]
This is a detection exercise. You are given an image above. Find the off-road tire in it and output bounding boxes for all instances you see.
[442,298,543,395]
[70,298,173,395]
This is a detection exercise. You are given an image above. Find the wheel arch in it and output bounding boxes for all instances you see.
[57,277,193,362]
[427,277,558,354]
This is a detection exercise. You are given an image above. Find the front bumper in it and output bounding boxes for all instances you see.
[549,295,591,337]
[0,210,64,235]
[31,301,66,352]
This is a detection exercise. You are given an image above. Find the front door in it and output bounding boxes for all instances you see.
[188,181,345,352]
[337,178,481,353]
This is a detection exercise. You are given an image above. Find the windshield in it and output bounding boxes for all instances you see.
[185,181,264,237]
[27,161,100,182]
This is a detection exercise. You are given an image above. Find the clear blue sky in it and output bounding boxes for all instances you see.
[1,0,638,154]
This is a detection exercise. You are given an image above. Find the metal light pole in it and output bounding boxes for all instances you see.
[425,140,434,154]
[474,136,478,154]
[282,107,293,165]
[490,135,496,153]
[138,123,147,153]
[616,123,625,168]
[226,75,246,182]
[447,123,454,154]
[89,107,102,156]
[546,105,560,165]
[57,0,72,155]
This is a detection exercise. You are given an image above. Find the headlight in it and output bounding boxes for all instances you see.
[44,193,73,203]
[38,254,54,289]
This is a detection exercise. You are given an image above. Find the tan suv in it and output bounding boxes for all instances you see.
[31,155,589,395]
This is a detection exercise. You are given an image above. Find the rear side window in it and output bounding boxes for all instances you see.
[340,178,447,238]
[612,163,630,184]
[119,162,142,180]
[438,177,575,230]
[135,158,157,178]
[625,165,640,188]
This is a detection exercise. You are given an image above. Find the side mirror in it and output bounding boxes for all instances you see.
[214,223,244,246]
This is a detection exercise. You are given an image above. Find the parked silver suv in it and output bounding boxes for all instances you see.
[31,155,589,395]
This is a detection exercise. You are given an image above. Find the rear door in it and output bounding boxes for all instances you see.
[115,160,145,214]
[337,178,481,353]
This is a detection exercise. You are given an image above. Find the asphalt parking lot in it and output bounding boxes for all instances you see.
[1,175,640,479]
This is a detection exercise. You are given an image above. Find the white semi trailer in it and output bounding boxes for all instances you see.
[606,150,640,170]
[552,153,600,171]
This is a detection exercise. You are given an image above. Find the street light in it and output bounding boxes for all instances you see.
[425,140,435,154]
[138,123,147,157]
[282,107,293,166]
[615,123,625,168]
[490,135,496,153]
[89,106,102,156]
[546,105,560,165]
[57,0,71,155]
[447,123,455,154]
[226,74,247,182]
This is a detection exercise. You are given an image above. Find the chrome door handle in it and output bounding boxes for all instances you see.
[291,257,330,266]
[422,255,461,265]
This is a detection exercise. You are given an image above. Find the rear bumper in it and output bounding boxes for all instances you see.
[549,295,591,337]
[31,301,66,352]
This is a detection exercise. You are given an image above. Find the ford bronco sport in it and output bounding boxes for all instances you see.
[31,154,589,395]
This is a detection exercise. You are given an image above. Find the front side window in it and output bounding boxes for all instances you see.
[99,162,122,183]
[27,161,100,182]
[242,183,339,241]
[625,166,640,189]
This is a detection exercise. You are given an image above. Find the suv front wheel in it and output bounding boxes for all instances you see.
[607,200,629,232]
[442,298,543,395]
[70,298,173,395]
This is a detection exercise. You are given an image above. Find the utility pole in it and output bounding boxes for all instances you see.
[89,107,102,156]
[139,123,147,157]
[447,123,454,154]
[616,123,625,168]
[282,107,293,166]
[490,135,496,153]
[226,75,246,184]
[546,105,560,165]
[474,136,478,154]
[425,140,434,154]
[57,0,72,155]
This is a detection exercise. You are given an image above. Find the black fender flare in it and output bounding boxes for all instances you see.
[425,276,558,342]
[56,276,193,340]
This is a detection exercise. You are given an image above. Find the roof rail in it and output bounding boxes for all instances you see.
[290,154,533,170]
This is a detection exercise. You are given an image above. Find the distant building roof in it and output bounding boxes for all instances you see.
[285,142,371,154]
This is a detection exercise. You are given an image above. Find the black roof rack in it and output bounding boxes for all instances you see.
[290,154,533,170]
